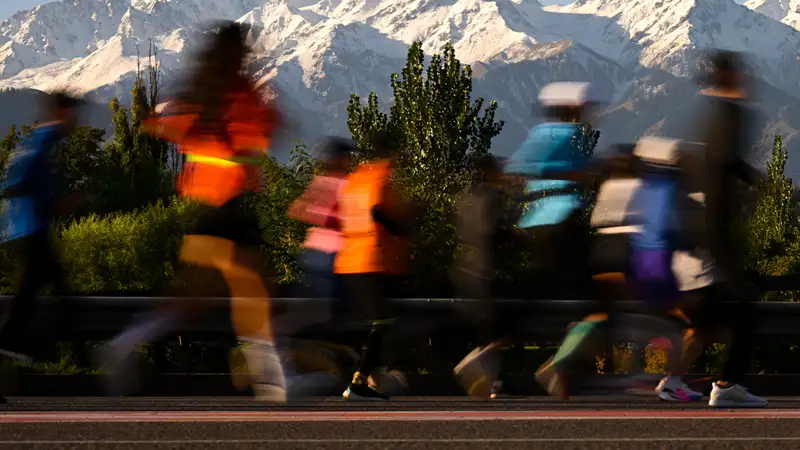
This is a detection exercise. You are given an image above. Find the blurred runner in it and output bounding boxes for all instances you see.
[451,155,510,399]
[534,137,697,400]
[625,137,703,402]
[504,82,604,298]
[0,91,84,376]
[287,138,352,301]
[273,137,352,398]
[668,50,766,408]
[97,22,287,401]
[335,131,414,401]
[501,82,606,398]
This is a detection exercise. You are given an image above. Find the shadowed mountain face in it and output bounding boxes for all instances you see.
[1,0,800,172]
[0,88,112,136]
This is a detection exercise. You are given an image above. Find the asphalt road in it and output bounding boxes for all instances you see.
[2,397,800,449]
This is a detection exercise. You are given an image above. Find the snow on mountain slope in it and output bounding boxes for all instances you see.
[746,0,794,19]
[547,0,800,93]
[0,39,58,77]
[745,0,800,29]
[1,0,800,170]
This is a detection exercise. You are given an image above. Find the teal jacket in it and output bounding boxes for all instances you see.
[504,123,589,228]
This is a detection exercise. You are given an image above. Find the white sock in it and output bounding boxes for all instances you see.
[241,338,287,390]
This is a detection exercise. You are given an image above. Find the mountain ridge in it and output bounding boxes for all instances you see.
[1,0,800,174]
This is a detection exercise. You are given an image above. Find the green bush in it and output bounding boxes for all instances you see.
[60,198,199,293]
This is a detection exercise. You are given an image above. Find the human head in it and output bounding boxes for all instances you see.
[44,90,83,132]
[322,137,355,173]
[180,22,253,135]
[370,130,399,160]
[538,82,607,123]
[475,155,502,183]
[707,50,746,92]
[542,106,583,123]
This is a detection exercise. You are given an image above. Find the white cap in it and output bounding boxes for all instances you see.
[633,137,706,167]
[154,101,173,115]
[633,136,682,166]
[538,82,608,107]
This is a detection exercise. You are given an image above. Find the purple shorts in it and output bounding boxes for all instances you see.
[629,250,679,308]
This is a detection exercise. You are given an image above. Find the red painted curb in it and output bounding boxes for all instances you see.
[0,410,798,422]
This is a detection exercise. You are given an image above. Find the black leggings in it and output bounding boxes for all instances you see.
[689,283,755,384]
[340,274,395,379]
[0,231,69,353]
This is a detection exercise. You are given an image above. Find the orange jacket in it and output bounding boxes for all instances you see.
[142,87,280,206]
[334,160,408,275]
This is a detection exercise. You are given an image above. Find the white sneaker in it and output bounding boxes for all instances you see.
[708,382,768,408]
[655,376,703,402]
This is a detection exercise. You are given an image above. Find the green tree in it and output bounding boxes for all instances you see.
[98,43,172,213]
[252,142,320,284]
[574,122,600,158]
[347,41,505,293]
[747,135,800,300]
[749,135,795,260]
[0,125,22,175]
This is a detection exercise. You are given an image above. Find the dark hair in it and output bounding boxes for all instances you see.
[370,130,397,157]
[47,90,83,112]
[705,50,747,90]
[323,137,356,159]
[542,106,582,123]
[709,50,741,74]
[475,155,500,176]
[179,21,253,140]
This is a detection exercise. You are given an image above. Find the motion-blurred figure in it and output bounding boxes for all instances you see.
[288,138,352,301]
[504,82,604,297]
[669,50,766,408]
[98,22,287,401]
[451,155,510,399]
[501,82,607,398]
[623,137,704,401]
[335,131,414,401]
[0,91,84,376]
[272,138,353,398]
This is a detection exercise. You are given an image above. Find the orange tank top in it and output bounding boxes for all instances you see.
[334,160,407,275]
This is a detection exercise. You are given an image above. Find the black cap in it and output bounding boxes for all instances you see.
[323,137,356,158]
[475,154,500,173]
[47,90,85,111]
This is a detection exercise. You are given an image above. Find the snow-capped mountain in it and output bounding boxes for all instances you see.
[745,0,800,29]
[1,0,800,174]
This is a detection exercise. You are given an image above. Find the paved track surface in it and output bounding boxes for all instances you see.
[2,397,800,449]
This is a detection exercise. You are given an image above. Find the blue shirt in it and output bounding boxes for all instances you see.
[0,125,61,242]
[505,123,589,228]
[629,171,680,252]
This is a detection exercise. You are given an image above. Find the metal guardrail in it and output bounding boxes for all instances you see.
[2,296,800,342]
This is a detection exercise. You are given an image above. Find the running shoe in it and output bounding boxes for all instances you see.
[708,383,768,408]
[655,376,704,402]
[368,368,409,396]
[343,381,389,401]
[453,342,501,399]
[535,358,569,400]
[489,380,506,399]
